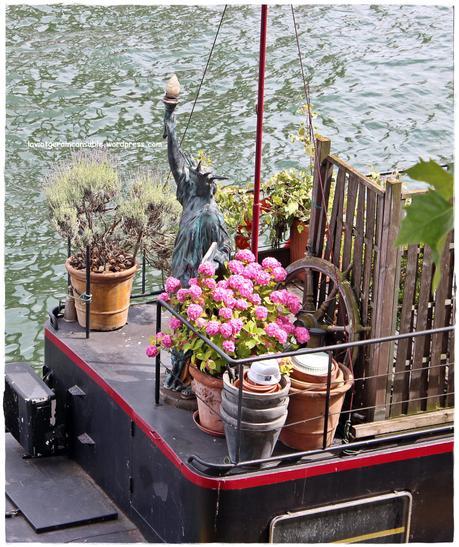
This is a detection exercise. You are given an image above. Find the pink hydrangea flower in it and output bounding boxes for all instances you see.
[218,307,233,320]
[186,304,203,321]
[198,262,216,277]
[235,298,249,311]
[212,287,228,302]
[203,278,217,290]
[223,295,237,309]
[272,266,287,282]
[177,288,190,303]
[261,256,281,270]
[196,317,208,329]
[228,275,246,291]
[162,334,173,348]
[253,270,271,286]
[238,280,254,299]
[294,326,310,344]
[235,249,256,264]
[165,277,181,294]
[189,285,203,299]
[242,262,262,280]
[146,345,159,358]
[286,293,302,315]
[265,322,279,338]
[217,279,229,289]
[169,317,182,330]
[206,321,220,336]
[220,323,233,339]
[228,260,245,275]
[276,316,295,334]
[229,318,244,335]
[275,328,288,345]
[255,305,268,320]
[270,290,286,305]
[159,292,170,302]
[249,293,262,306]
[222,340,235,353]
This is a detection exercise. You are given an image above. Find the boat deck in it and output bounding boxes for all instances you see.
[45,303,334,472]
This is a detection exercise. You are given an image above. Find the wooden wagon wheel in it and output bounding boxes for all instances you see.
[283,256,365,367]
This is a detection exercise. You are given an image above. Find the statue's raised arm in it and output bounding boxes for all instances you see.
[160,75,233,395]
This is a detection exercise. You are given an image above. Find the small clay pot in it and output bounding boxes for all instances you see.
[235,371,281,394]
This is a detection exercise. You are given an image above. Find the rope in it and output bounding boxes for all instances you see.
[166,5,227,183]
[291,5,358,431]
[180,5,227,147]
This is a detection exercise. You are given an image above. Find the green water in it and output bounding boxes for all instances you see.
[5,4,453,367]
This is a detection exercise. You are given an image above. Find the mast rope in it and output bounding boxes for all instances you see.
[179,5,227,146]
[291,5,357,421]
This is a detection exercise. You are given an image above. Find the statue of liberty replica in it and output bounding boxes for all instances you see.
[162,75,232,395]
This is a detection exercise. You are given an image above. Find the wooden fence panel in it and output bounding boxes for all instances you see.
[407,246,433,414]
[310,140,454,427]
[390,245,418,417]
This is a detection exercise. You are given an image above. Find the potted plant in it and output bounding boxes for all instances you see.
[147,249,311,446]
[261,168,313,262]
[45,151,179,331]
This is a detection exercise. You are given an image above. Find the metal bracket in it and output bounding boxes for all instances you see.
[68,385,86,398]
[77,433,95,446]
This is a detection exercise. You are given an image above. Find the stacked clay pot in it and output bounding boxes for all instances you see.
[220,360,290,463]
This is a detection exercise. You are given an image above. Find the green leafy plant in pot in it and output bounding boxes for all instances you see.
[45,150,179,331]
[262,168,313,261]
[147,249,310,461]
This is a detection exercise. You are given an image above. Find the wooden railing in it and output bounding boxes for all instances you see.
[308,135,454,426]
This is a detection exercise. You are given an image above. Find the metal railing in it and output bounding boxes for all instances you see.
[155,298,454,473]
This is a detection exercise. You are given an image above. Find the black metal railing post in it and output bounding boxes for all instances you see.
[141,251,146,294]
[67,237,71,287]
[155,301,162,405]
[235,362,244,463]
[322,351,333,450]
[85,245,91,339]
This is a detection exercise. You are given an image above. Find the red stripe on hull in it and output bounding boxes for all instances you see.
[45,328,454,491]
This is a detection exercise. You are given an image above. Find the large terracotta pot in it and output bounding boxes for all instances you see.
[289,219,309,263]
[189,364,224,435]
[65,259,138,331]
[280,363,353,451]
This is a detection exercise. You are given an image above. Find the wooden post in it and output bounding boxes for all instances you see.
[365,178,402,421]
[307,135,332,258]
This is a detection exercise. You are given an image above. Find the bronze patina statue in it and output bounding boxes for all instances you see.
[162,75,231,394]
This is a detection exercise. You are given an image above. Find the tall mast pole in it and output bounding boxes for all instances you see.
[251,4,268,260]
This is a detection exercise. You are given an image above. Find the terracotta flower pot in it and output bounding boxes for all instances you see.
[280,363,353,451]
[189,364,224,436]
[290,359,340,385]
[234,371,281,394]
[65,259,138,332]
[289,219,309,264]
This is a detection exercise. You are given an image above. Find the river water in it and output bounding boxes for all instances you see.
[5,4,453,367]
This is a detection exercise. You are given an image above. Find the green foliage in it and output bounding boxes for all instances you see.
[215,168,314,249]
[215,185,256,237]
[263,168,313,247]
[119,171,181,274]
[396,160,454,289]
[45,150,179,272]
